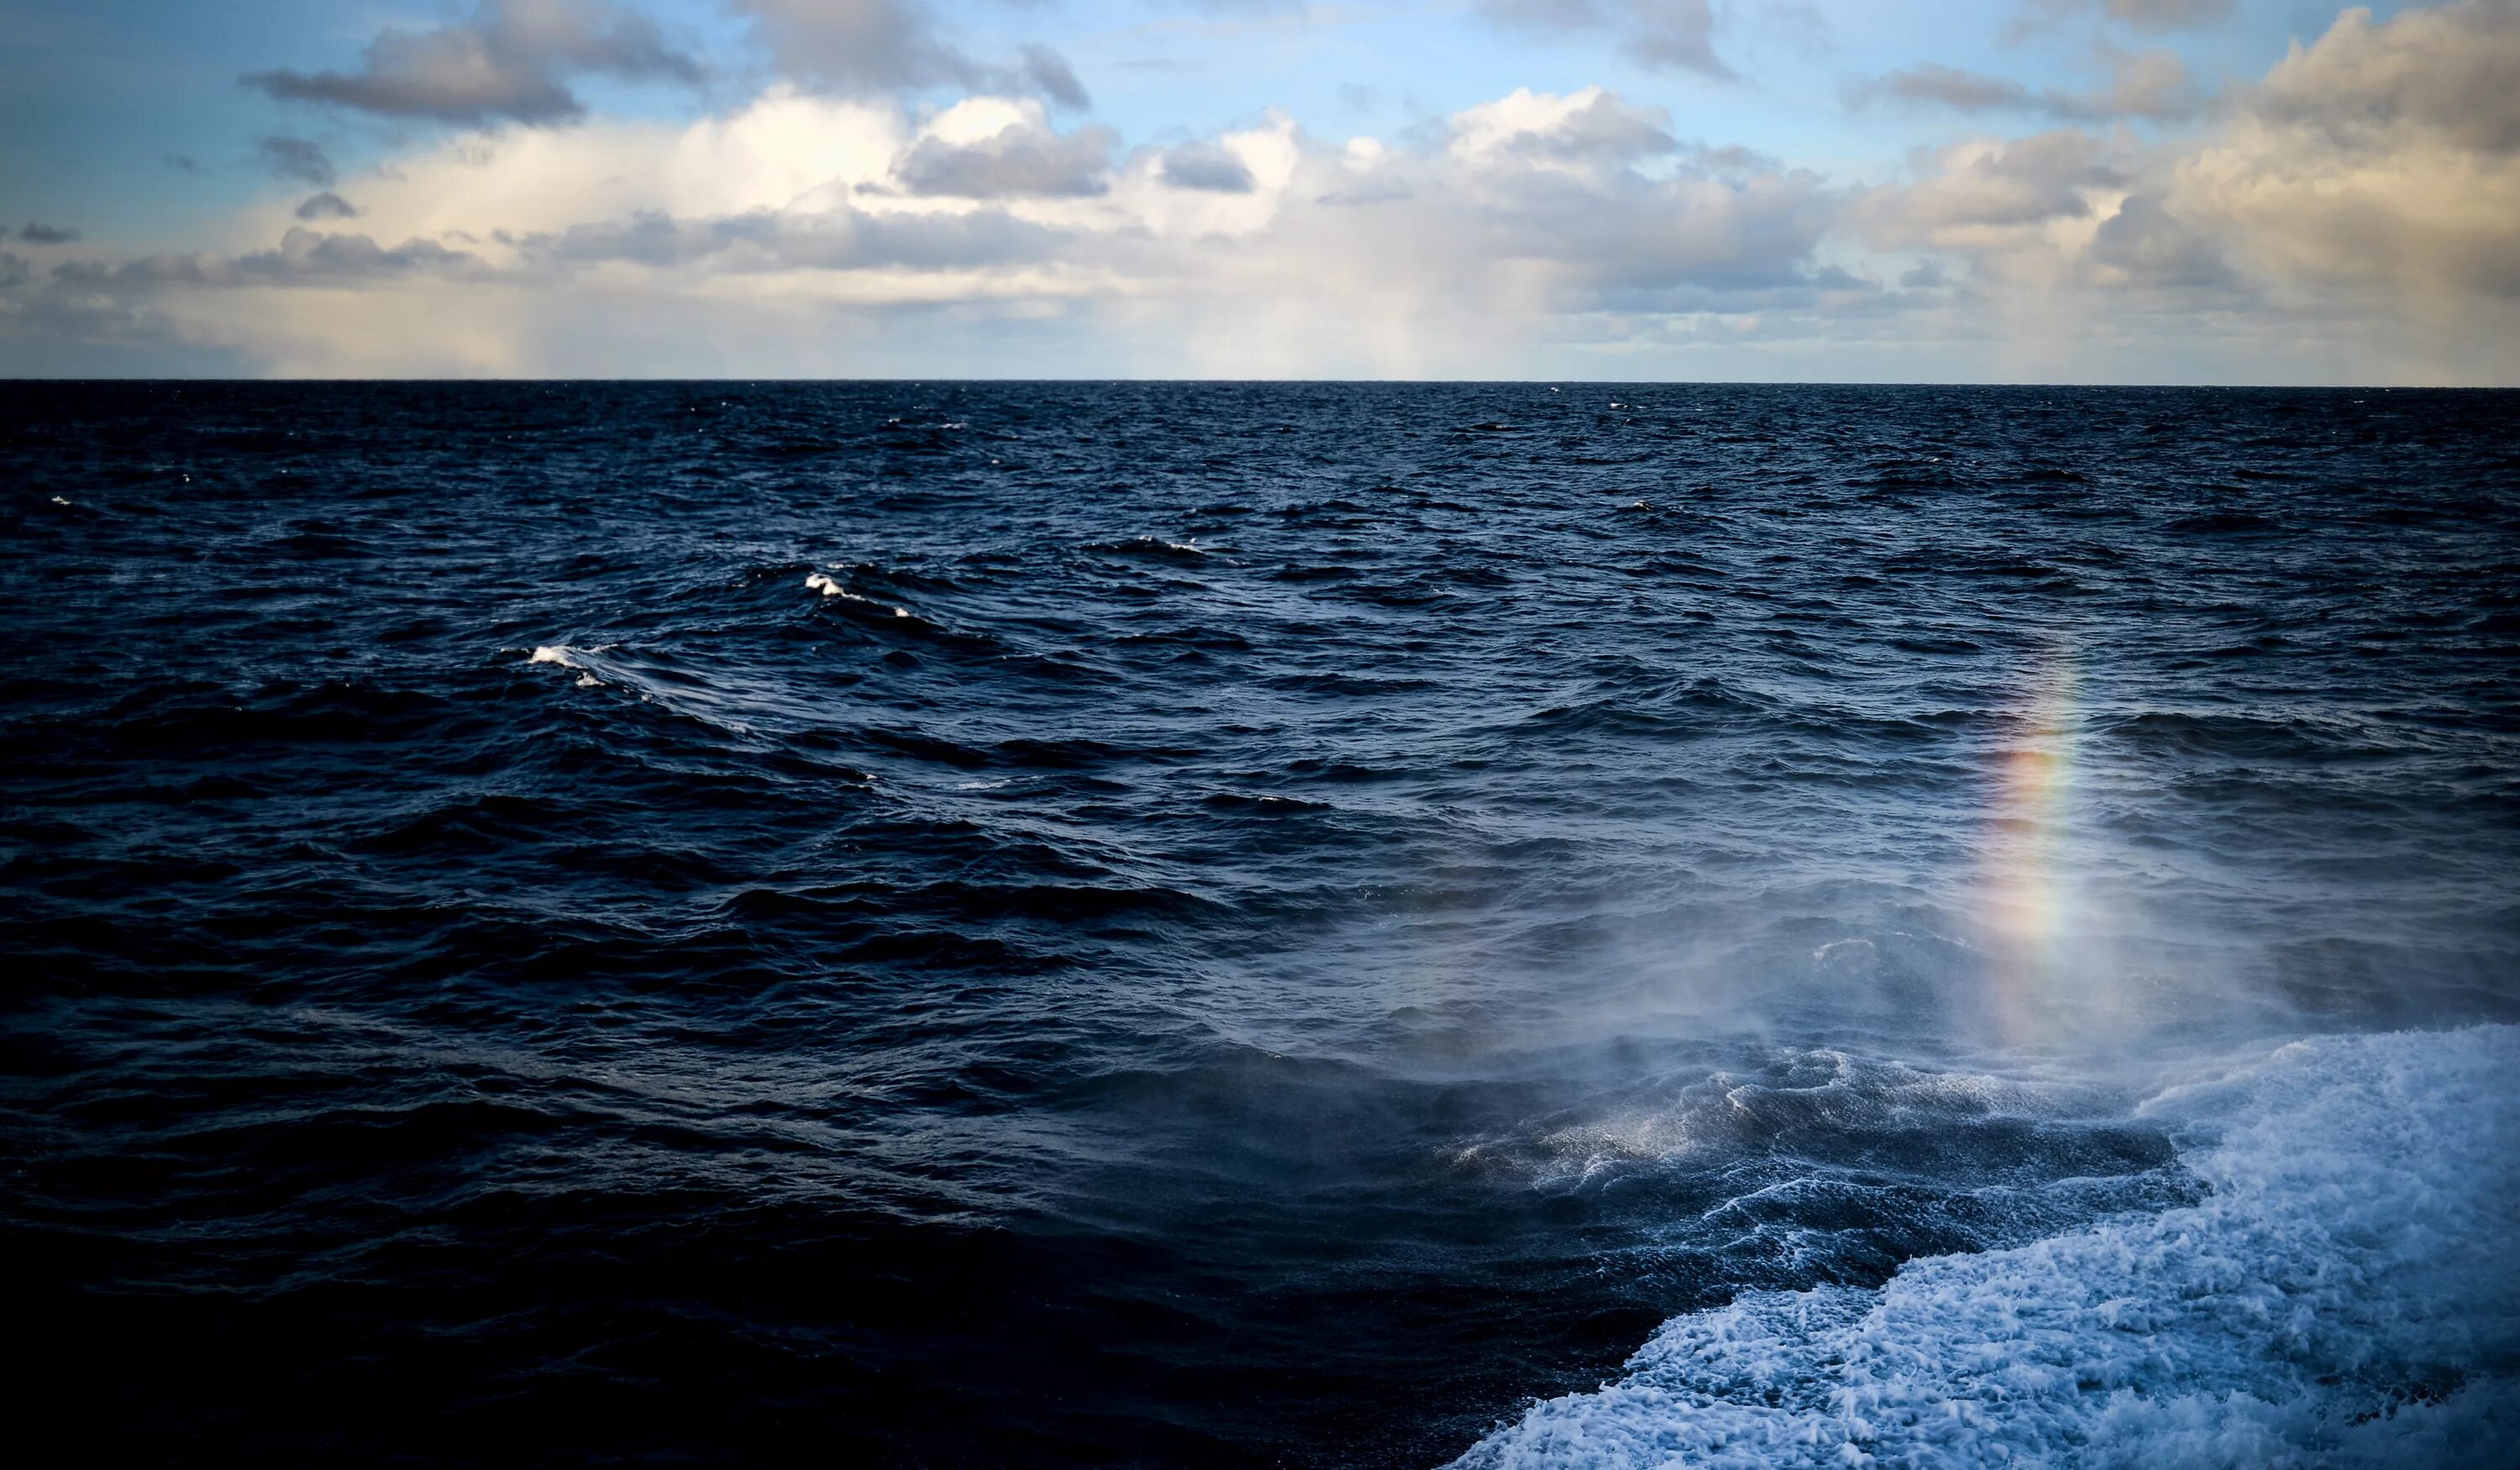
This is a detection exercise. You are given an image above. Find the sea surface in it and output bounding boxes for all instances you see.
[3,382,2517,1467]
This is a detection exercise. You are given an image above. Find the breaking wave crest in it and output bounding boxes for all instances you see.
[1457,1025,2520,1469]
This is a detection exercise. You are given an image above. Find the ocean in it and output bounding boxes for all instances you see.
[4,381,2516,1466]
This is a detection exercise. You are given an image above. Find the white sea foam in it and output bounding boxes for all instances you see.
[805,572,909,616]
[528,644,602,686]
[1456,1026,2520,1469]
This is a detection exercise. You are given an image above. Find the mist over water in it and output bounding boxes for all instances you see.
[3,382,2516,1465]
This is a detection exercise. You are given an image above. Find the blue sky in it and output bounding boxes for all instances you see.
[1,0,2512,379]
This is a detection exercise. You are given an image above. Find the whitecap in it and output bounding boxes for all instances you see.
[1455,1026,2520,1468]
[805,571,910,616]
[528,644,603,686]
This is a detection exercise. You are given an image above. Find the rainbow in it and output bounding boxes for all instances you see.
[1981,650,2082,1045]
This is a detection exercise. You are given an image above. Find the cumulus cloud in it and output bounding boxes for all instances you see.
[1850,49,2202,123]
[2174,0,2520,296]
[259,137,337,187]
[1474,0,1735,80]
[244,0,701,126]
[18,223,81,244]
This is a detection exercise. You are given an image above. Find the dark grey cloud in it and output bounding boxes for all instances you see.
[1021,45,1090,111]
[0,253,28,290]
[1485,169,1840,302]
[53,230,482,291]
[1474,0,1734,81]
[1499,91,1680,166]
[1899,259,1950,288]
[517,205,1064,272]
[2089,193,2234,288]
[1860,129,2127,241]
[165,154,201,172]
[732,1,1095,108]
[734,0,974,92]
[296,193,363,221]
[892,123,1116,199]
[1157,142,1255,193]
[1848,51,2200,123]
[244,0,701,127]
[19,223,82,244]
[258,136,337,187]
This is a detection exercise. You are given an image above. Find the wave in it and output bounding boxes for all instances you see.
[1455,1026,2520,1469]
[804,572,910,617]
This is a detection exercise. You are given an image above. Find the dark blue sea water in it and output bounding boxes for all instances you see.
[4,382,2518,1467]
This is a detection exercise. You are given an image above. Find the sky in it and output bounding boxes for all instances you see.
[0,0,2513,380]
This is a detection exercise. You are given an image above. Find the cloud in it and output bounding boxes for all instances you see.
[52,230,483,291]
[2088,192,2234,287]
[21,22,2519,386]
[8,83,1845,375]
[1857,129,2126,247]
[0,253,27,289]
[890,105,1116,198]
[2173,0,2520,297]
[2007,0,2234,39]
[244,0,701,126]
[1446,87,1679,171]
[297,193,364,221]
[516,204,1064,270]
[18,223,81,244]
[1020,44,1090,112]
[258,136,337,187]
[1473,0,1735,80]
[2249,0,2520,153]
[1850,49,2202,123]
[1157,143,1257,193]
[731,1,1096,108]
[733,0,974,93]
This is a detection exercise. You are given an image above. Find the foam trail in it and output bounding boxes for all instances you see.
[1455,1026,2520,1469]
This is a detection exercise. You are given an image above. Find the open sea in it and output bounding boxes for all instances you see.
[4,381,2517,1467]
